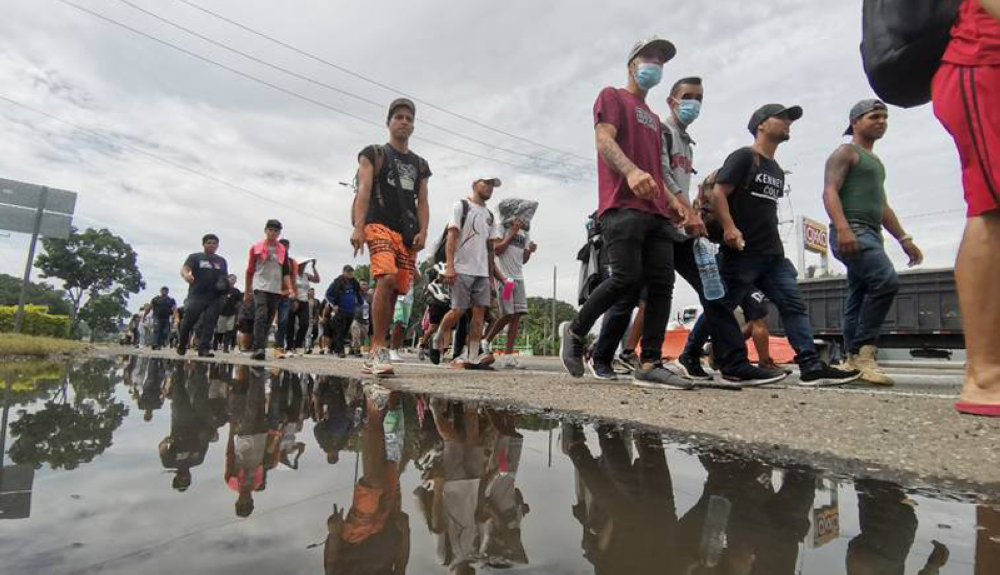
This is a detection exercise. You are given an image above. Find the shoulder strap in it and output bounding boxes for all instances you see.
[662,126,674,158]
[460,199,471,229]
[740,147,761,192]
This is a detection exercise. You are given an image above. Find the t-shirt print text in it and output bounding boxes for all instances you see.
[750,172,784,202]
[634,107,657,131]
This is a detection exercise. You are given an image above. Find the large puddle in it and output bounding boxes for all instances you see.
[1,357,997,574]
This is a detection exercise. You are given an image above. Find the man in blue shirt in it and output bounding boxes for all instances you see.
[325,265,363,357]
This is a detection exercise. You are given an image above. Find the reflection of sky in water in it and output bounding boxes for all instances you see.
[0,358,994,575]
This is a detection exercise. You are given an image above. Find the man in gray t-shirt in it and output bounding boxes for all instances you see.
[485,217,537,369]
[243,219,293,361]
[434,178,504,367]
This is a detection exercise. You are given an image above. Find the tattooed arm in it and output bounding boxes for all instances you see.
[822,144,859,254]
[595,123,659,200]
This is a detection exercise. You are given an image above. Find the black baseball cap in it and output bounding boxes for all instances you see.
[748,103,803,135]
[387,98,416,122]
[265,219,282,230]
[343,264,354,272]
[844,99,887,135]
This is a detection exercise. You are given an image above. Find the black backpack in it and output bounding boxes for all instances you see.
[431,199,494,265]
[860,0,963,108]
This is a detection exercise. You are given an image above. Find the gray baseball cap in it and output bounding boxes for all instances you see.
[627,36,677,64]
[844,99,887,135]
[478,177,502,187]
[748,103,803,135]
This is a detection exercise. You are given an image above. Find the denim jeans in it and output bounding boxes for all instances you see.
[831,225,899,354]
[592,237,703,364]
[705,253,820,372]
[274,297,291,349]
[571,208,676,364]
[178,295,222,353]
[153,316,171,348]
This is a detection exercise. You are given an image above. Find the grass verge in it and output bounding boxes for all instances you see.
[0,333,86,357]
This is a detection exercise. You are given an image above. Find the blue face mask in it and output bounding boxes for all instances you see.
[633,62,663,91]
[676,99,702,126]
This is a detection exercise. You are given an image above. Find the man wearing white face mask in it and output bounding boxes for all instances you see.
[588,77,710,380]
[560,37,702,389]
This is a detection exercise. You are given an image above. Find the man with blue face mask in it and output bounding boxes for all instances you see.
[588,77,711,380]
[560,37,702,389]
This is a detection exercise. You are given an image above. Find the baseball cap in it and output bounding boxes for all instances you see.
[748,103,803,135]
[387,98,416,122]
[844,99,887,135]
[265,219,283,230]
[343,264,354,272]
[627,36,677,64]
[478,177,502,187]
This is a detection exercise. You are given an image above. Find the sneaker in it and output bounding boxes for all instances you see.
[418,347,426,362]
[285,350,296,358]
[673,354,712,381]
[177,346,187,356]
[319,349,327,355]
[632,363,696,390]
[799,363,861,387]
[613,351,638,374]
[855,345,895,386]
[370,348,394,377]
[198,350,215,358]
[559,321,585,378]
[337,351,347,359]
[251,349,266,361]
[586,356,618,381]
[364,383,391,411]
[275,349,286,360]
[428,347,442,365]
[389,350,403,363]
[721,363,788,386]
[501,356,527,370]
[305,348,313,355]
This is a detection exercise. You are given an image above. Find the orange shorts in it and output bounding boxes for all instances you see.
[341,465,401,544]
[365,224,416,294]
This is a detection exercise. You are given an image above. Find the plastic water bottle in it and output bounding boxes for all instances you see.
[699,495,732,567]
[694,238,725,301]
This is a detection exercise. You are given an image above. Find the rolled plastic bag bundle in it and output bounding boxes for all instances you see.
[497,198,539,231]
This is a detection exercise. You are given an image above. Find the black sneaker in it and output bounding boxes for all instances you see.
[176,346,187,356]
[198,350,215,358]
[428,347,441,366]
[613,351,638,374]
[586,357,618,381]
[721,363,788,386]
[673,354,712,381]
[632,363,696,390]
[559,321,586,378]
[799,363,861,387]
[251,349,266,361]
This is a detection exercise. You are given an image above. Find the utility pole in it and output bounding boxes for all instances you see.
[551,266,557,356]
[13,187,48,334]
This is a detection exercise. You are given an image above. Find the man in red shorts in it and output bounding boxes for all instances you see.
[932,0,1000,416]
[351,98,431,376]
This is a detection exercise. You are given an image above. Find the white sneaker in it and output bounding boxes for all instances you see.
[286,350,296,358]
[501,356,526,370]
[389,350,403,363]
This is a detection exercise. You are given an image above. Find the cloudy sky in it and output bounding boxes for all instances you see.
[0,0,967,313]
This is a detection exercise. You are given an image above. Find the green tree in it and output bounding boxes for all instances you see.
[520,297,577,356]
[36,227,145,336]
[77,289,129,342]
[353,264,371,284]
[0,273,72,315]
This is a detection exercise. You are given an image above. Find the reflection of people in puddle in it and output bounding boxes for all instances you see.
[137,358,168,421]
[312,377,363,465]
[563,422,678,575]
[846,479,949,575]
[479,410,530,568]
[268,371,307,470]
[225,365,269,517]
[158,363,217,492]
[324,385,410,574]
[675,455,814,575]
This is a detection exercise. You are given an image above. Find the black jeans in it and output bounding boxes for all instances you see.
[285,300,310,350]
[252,291,282,352]
[592,237,704,364]
[331,310,353,353]
[178,295,222,353]
[571,208,676,364]
[153,316,171,348]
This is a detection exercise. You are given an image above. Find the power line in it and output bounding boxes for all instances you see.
[54,0,590,182]
[0,94,352,231]
[173,0,594,164]
[112,0,593,174]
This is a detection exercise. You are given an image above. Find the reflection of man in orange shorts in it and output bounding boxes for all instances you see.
[351,97,431,376]
[325,390,410,574]
[931,1,1000,417]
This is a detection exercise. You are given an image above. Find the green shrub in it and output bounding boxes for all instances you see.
[0,305,71,338]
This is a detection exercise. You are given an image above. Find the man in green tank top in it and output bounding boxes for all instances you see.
[823,99,924,385]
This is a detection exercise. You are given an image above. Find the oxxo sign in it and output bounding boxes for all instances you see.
[802,217,829,255]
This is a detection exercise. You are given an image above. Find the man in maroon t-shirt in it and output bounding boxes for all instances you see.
[559,36,700,389]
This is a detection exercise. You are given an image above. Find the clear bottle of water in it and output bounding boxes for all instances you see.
[694,238,725,301]
[699,495,732,567]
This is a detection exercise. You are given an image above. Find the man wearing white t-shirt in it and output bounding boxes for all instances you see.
[435,177,504,367]
[485,217,537,369]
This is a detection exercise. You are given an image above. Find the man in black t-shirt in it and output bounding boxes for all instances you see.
[703,104,858,386]
[215,274,242,353]
[351,98,431,376]
[178,233,229,357]
[144,286,177,350]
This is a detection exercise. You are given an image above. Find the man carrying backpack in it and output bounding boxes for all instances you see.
[351,98,431,376]
[930,0,1000,416]
[823,99,923,386]
[432,178,503,367]
[702,104,860,386]
[559,37,698,389]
